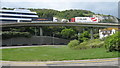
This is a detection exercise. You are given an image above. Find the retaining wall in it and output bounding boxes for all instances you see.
[2,36,70,46]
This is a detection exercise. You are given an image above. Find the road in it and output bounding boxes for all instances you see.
[0,58,119,66]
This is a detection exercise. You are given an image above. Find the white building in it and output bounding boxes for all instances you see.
[0,9,38,23]
[99,28,119,39]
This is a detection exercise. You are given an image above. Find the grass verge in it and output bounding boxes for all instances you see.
[1,45,119,61]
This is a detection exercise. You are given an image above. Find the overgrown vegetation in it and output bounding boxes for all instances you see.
[68,31,120,52]
[68,39,104,49]
[68,40,80,49]
[104,31,120,52]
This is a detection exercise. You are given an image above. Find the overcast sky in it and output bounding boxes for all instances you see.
[1,0,119,18]
[1,0,119,2]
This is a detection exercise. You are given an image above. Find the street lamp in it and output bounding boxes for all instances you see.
[52,33,55,45]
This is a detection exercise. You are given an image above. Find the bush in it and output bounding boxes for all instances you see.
[68,40,80,49]
[74,43,89,49]
[68,39,104,50]
[87,39,104,48]
[104,31,120,52]
[75,39,104,49]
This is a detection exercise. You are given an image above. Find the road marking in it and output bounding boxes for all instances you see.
[47,59,119,64]
[1,58,119,65]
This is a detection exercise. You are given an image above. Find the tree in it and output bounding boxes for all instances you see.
[61,28,76,39]
[78,31,91,43]
[30,9,59,18]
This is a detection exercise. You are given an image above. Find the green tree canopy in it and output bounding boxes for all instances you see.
[61,28,76,39]
[29,9,95,19]
[78,31,91,42]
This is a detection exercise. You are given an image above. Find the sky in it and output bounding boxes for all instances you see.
[1,0,119,18]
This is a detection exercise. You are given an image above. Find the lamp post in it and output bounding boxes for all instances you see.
[52,33,55,45]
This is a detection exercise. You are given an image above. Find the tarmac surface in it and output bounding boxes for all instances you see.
[0,58,119,66]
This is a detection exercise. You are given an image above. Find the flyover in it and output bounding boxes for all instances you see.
[0,22,120,27]
[1,22,120,45]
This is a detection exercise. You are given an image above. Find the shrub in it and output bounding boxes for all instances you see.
[79,39,104,49]
[68,40,80,49]
[68,39,104,50]
[104,31,120,52]
[74,43,89,49]
[72,39,104,49]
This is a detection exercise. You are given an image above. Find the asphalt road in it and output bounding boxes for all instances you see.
[0,58,119,66]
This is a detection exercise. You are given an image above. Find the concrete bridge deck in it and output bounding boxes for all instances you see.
[1,22,120,27]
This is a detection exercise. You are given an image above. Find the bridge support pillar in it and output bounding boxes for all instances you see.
[34,27,37,36]
[90,28,94,40]
[39,27,43,36]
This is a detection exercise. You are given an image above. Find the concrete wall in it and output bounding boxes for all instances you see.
[2,36,70,46]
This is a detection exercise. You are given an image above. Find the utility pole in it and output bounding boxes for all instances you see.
[52,33,55,45]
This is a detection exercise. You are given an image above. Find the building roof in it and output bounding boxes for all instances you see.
[100,28,119,31]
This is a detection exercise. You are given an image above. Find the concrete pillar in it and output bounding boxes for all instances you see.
[34,27,37,36]
[90,28,94,40]
[39,27,43,36]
